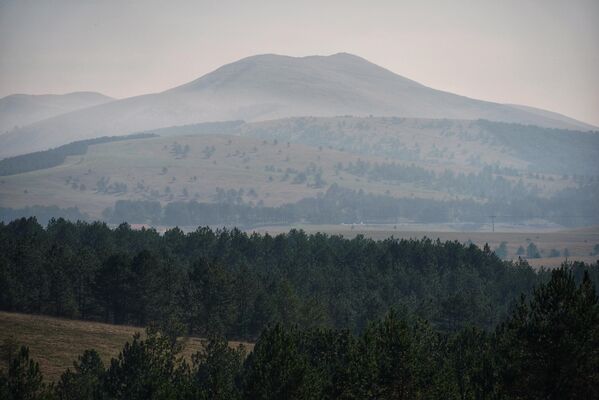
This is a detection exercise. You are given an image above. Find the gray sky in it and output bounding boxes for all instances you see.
[1,0,598,126]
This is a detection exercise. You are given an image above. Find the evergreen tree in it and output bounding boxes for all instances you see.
[0,346,47,400]
[190,336,245,400]
[56,350,105,400]
[102,331,186,400]
[447,328,499,399]
[242,325,311,399]
[94,254,132,324]
[496,268,599,399]
[526,242,541,259]
[494,241,508,259]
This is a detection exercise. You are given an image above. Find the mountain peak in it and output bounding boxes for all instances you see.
[1,52,594,158]
[228,52,364,61]
[171,52,421,93]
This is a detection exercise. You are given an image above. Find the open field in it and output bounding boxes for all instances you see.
[250,224,599,267]
[0,311,252,381]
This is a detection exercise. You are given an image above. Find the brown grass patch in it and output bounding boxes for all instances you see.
[0,311,252,381]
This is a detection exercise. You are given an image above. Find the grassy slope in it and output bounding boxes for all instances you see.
[0,134,479,218]
[0,118,573,219]
[0,311,251,382]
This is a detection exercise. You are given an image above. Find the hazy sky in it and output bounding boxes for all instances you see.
[1,0,598,126]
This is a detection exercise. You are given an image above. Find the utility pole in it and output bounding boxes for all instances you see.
[490,215,496,233]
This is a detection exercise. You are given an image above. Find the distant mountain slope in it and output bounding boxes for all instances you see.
[0,91,113,134]
[506,104,596,131]
[0,53,594,158]
[2,116,597,222]
[235,117,599,176]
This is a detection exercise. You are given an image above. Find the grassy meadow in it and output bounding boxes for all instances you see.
[0,311,252,382]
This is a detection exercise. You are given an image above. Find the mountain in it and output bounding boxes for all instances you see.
[0,92,113,134]
[0,53,594,158]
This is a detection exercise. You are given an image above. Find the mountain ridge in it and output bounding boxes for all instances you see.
[0,53,594,158]
[0,91,113,134]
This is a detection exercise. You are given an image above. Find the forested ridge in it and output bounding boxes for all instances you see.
[1,267,598,399]
[0,133,156,177]
[4,217,595,339]
[1,218,598,398]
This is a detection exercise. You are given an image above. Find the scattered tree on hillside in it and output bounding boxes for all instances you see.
[494,241,508,259]
[526,242,541,259]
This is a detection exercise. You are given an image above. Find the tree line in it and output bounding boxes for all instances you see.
[3,179,598,229]
[0,133,156,177]
[340,160,536,201]
[102,182,599,227]
[2,267,598,399]
[2,217,599,341]
[0,206,89,226]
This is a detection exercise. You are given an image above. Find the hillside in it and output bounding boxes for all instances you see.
[0,53,594,158]
[235,117,599,175]
[0,312,251,381]
[2,132,437,218]
[0,92,113,134]
[1,116,597,228]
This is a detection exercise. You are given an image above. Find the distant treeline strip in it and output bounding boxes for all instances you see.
[103,183,599,227]
[0,133,157,176]
[0,205,89,225]
[1,181,597,228]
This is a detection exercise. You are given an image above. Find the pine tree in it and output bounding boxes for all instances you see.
[56,350,105,400]
[496,268,599,399]
[190,336,245,400]
[102,331,185,400]
[0,346,47,400]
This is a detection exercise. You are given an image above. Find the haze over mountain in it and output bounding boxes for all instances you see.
[0,92,113,134]
[0,53,594,158]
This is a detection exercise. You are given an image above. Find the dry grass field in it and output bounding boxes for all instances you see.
[0,311,252,382]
